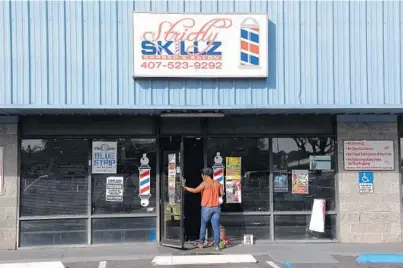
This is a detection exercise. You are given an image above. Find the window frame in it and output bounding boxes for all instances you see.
[19,138,90,217]
[18,133,338,246]
[90,137,158,215]
[205,136,271,213]
[271,137,337,212]
[205,134,338,242]
[18,136,159,247]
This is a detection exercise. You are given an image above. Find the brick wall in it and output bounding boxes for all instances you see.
[0,124,18,249]
[337,119,402,243]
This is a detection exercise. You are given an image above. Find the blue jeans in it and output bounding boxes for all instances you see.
[199,206,221,247]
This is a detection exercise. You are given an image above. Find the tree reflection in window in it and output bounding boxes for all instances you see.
[274,138,334,171]
[273,137,336,212]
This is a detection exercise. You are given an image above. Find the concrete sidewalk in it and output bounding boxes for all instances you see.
[0,243,403,265]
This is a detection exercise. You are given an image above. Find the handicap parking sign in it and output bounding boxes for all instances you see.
[358,171,374,194]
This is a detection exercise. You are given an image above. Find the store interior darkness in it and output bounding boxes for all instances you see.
[183,137,204,241]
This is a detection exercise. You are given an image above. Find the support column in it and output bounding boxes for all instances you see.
[0,122,18,249]
[337,115,402,243]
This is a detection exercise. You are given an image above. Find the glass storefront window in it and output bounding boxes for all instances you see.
[19,219,87,247]
[91,138,157,214]
[274,215,336,240]
[206,137,270,212]
[272,138,336,211]
[92,217,156,244]
[217,215,271,242]
[20,139,89,216]
[19,135,337,245]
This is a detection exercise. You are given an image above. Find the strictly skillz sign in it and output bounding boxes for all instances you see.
[133,13,268,78]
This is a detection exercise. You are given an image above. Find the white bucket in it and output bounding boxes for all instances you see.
[243,234,254,245]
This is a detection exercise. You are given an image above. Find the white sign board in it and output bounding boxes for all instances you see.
[309,155,331,170]
[106,176,124,202]
[344,140,394,171]
[92,141,118,174]
[133,13,268,78]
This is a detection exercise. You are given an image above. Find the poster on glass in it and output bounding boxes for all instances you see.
[225,157,242,203]
[168,153,176,206]
[105,176,124,202]
[292,170,309,194]
[274,173,288,193]
[92,141,117,174]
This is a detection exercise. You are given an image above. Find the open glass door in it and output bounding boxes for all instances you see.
[160,136,185,248]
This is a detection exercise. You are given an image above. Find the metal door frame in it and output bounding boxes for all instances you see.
[159,136,185,248]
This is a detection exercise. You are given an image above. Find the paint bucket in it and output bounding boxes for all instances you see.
[220,225,227,241]
[149,230,156,242]
[243,234,254,245]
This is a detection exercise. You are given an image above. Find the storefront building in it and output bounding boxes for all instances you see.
[0,1,402,249]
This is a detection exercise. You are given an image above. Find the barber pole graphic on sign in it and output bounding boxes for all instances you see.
[139,153,151,207]
[213,152,224,185]
[240,18,261,69]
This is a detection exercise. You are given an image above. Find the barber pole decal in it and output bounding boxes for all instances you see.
[140,168,150,195]
[214,168,224,184]
[139,153,152,207]
[213,152,224,185]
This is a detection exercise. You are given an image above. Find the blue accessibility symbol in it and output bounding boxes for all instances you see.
[358,171,374,184]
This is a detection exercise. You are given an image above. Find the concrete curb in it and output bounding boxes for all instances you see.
[0,261,65,268]
[152,254,257,266]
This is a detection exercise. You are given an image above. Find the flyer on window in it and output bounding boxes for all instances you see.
[92,141,117,174]
[225,157,242,203]
[167,154,176,205]
[226,157,241,181]
[225,180,242,203]
[292,170,309,194]
[105,176,124,202]
[274,173,289,193]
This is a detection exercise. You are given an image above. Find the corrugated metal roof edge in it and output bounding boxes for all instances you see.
[0,104,402,110]
[0,106,402,116]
